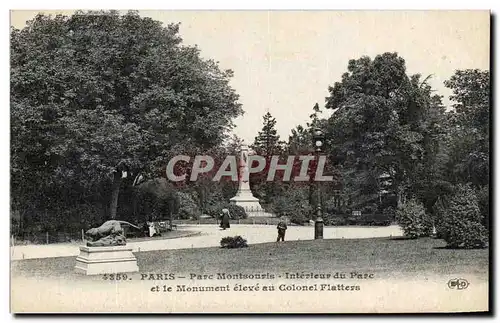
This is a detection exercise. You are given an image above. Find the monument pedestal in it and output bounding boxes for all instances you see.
[75,245,139,275]
[230,186,272,217]
[230,189,263,211]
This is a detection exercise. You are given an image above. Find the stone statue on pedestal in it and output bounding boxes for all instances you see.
[76,219,141,275]
[85,220,140,247]
[230,144,269,217]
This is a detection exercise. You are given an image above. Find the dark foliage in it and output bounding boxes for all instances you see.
[220,235,248,249]
[396,199,432,238]
[205,202,247,219]
[438,184,488,249]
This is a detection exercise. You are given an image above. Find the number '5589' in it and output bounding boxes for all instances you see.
[102,273,129,280]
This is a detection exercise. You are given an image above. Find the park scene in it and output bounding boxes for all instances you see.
[10,10,490,313]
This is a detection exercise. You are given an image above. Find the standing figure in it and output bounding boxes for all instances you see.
[148,222,157,237]
[277,219,288,242]
[220,208,231,230]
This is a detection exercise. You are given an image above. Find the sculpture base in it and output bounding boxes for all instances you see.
[230,184,273,217]
[74,245,139,275]
[230,195,264,213]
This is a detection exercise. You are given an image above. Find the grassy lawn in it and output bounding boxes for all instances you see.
[11,237,488,282]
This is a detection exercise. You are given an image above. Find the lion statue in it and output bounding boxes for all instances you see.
[85,220,141,247]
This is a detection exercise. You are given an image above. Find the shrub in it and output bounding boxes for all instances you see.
[382,206,396,222]
[269,186,313,223]
[134,178,180,222]
[271,196,289,217]
[365,213,392,226]
[439,184,488,249]
[476,185,489,230]
[178,192,201,220]
[288,203,313,225]
[226,204,247,219]
[346,213,391,226]
[361,203,378,215]
[205,203,223,218]
[205,202,247,219]
[290,212,308,225]
[220,235,248,249]
[323,214,348,226]
[396,199,431,239]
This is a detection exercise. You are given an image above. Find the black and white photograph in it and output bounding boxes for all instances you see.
[9,9,491,313]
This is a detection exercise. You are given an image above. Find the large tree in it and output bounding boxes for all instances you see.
[11,11,242,226]
[248,112,286,207]
[444,69,490,188]
[287,124,311,155]
[442,69,490,228]
[251,112,285,156]
[324,52,446,211]
[287,103,326,155]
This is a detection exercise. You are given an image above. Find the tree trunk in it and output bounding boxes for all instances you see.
[198,184,206,213]
[109,171,122,220]
[309,181,314,206]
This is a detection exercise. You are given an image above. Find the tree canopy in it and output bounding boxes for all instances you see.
[251,112,285,155]
[11,10,242,227]
[324,53,447,211]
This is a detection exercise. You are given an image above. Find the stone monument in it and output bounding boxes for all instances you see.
[230,144,271,217]
[75,220,139,275]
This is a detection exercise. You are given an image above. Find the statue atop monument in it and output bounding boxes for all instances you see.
[238,143,252,184]
[230,143,268,217]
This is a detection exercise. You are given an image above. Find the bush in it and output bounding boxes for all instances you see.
[366,213,392,226]
[270,196,289,217]
[361,203,378,215]
[205,202,247,219]
[226,204,247,219]
[476,185,489,230]
[290,212,308,225]
[439,184,488,249]
[346,212,391,226]
[178,192,201,220]
[220,235,248,249]
[205,203,223,218]
[288,203,313,225]
[134,178,180,222]
[382,206,396,222]
[323,214,348,226]
[396,199,431,239]
[269,186,313,223]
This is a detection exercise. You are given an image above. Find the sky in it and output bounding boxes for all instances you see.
[10,10,490,144]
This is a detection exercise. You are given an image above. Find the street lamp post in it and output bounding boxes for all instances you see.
[312,128,324,240]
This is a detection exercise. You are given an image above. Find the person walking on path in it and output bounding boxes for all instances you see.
[220,208,231,230]
[277,219,287,242]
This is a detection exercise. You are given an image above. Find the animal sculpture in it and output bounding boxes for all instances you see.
[85,220,141,247]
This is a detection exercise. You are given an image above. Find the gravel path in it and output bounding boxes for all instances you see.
[10,224,403,260]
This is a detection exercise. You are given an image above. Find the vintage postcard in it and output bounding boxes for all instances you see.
[10,10,490,313]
